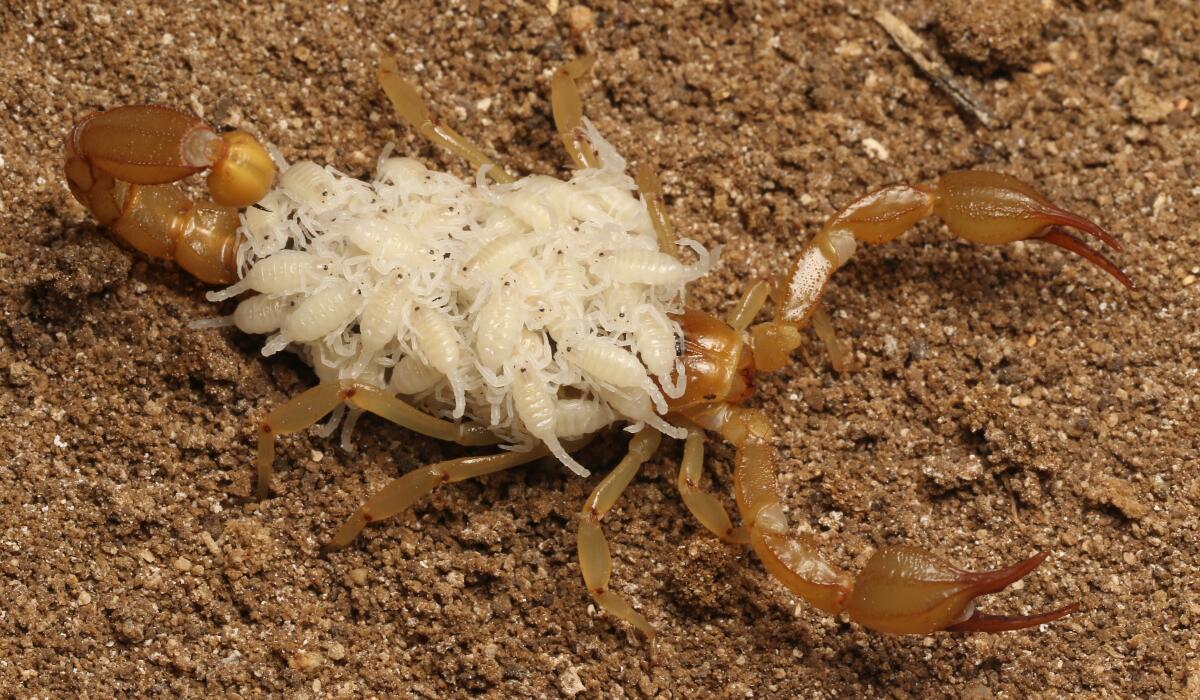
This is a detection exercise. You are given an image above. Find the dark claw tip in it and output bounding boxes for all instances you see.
[1039,204,1122,252]
[961,550,1051,597]
[1037,227,1135,291]
[946,601,1080,633]
[945,551,1077,633]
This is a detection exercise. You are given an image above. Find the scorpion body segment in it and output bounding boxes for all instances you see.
[66,53,1130,641]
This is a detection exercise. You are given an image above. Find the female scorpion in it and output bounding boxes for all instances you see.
[63,55,1130,639]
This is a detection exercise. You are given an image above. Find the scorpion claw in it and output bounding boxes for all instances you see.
[946,601,1080,633]
[846,547,1077,635]
[1033,206,1122,252]
[1035,226,1135,290]
[932,171,1132,290]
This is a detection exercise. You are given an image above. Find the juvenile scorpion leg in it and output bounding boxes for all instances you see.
[379,57,516,184]
[578,429,661,639]
[721,407,1077,634]
[254,381,498,499]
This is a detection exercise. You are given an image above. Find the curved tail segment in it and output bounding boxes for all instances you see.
[721,407,1077,635]
[64,105,275,284]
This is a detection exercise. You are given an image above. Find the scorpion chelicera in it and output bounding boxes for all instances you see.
[64,55,1131,640]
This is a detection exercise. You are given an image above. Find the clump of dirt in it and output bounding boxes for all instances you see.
[933,0,1051,70]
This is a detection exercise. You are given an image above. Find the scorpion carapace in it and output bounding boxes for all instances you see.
[63,53,1131,640]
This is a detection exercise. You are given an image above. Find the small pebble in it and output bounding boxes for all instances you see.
[6,361,35,386]
[907,340,928,362]
[802,385,825,412]
[201,531,221,556]
[564,6,594,35]
[861,137,889,161]
[290,651,324,671]
[962,682,995,700]
[559,667,585,697]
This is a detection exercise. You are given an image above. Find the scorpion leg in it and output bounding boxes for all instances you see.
[341,383,498,447]
[722,407,1077,634]
[255,381,499,499]
[808,303,848,373]
[634,164,680,258]
[728,271,845,370]
[256,383,344,500]
[577,428,661,639]
[552,54,684,264]
[378,57,516,184]
[550,54,600,169]
[322,448,552,553]
[65,105,274,283]
[726,279,772,331]
[677,429,748,544]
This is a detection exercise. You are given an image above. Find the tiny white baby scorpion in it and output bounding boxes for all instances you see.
[66,52,1133,641]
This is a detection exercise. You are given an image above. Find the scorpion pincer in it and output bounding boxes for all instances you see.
[64,54,1131,640]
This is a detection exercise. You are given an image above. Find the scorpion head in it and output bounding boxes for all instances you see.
[665,309,757,422]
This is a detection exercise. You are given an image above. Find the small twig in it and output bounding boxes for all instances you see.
[1001,474,1026,528]
[873,8,995,128]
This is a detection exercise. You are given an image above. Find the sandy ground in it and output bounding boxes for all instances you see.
[1,1,1197,697]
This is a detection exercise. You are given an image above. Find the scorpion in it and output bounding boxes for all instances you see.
[63,55,1132,640]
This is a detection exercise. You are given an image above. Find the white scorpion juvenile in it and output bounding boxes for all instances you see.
[65,54,1132,640]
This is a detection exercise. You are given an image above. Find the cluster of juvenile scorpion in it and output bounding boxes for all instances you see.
[65,53,1131,639]
[203,114,713,478]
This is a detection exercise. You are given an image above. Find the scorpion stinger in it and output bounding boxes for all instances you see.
[64,104,275,284]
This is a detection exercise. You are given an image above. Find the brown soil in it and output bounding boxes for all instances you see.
[1,1,1197,697]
